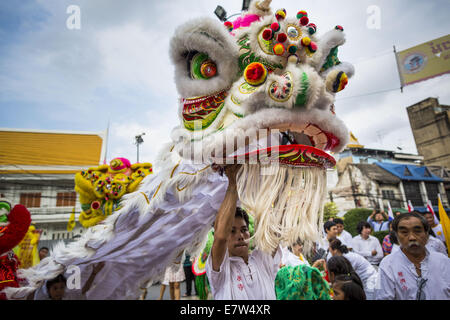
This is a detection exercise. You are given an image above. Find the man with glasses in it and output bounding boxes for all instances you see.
[375,212,450,300]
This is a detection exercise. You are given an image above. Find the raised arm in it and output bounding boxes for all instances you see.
[82,262,105,295]
[210,165,241,272]
[367,210,376,222]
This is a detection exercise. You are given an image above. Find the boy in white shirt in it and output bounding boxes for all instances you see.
[376,212,450,300]
[352,221,383,266]
[281,239,310,267]
[206,165,281,300]
[423,211,446,244]
[333,218,353,250]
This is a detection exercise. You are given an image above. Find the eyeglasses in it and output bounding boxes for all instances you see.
[416,277,428,300]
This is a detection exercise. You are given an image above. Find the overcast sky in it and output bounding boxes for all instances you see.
[1,0,449,165]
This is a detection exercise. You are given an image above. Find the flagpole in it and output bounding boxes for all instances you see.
[393,45,404,93]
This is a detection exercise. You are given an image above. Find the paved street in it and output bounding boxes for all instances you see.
[144,281,201,300]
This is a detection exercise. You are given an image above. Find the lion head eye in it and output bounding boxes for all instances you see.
[187,51,217,80]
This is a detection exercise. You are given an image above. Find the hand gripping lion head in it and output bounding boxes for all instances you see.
[168,0,354,253]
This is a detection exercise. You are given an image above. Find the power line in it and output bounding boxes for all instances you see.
[336,87,400,101]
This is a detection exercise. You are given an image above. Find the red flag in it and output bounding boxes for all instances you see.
[387,201,395,220]
[427,199,440,225]
[407,200,414,212]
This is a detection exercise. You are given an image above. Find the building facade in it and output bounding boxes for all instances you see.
[331,161,449,213]
[0,128,106,248]
[407,97,450,168]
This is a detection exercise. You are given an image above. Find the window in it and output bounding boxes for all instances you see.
[56,192,76,207]
[403,182,423,207]
[382,190,395,200]
[424,169,432,177]
[20,193,41,208]
[425,183,439,206]
[382,189,402,208]
[404,167,413,176]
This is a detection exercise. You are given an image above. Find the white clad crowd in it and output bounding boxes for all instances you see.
[282,213,450,300]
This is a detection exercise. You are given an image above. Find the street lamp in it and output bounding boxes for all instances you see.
[214,5,227,21]
[214,0,251,22]
[242,0,251,11]
[134,133,145,163]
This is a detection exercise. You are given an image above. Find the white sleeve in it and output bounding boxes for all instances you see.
[253,245,282,282]
[374,238,384,262]
[206,248,229,296]
[352,238,371,258]
[344,232,353,248]
[375,263,396,300]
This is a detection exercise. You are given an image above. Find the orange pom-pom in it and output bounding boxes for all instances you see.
[244,62,267,86]
[273,43,285,56]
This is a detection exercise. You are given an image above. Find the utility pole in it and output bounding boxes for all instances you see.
[134,133,145,163]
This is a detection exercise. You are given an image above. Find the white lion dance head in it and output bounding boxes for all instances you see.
[169,0,353,253]
[3,0,355,300]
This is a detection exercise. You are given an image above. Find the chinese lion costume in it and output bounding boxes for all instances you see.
[4,0,353,299]
[0,200,31,300]
[74,157,153,228]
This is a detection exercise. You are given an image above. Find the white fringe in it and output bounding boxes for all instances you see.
[237,163,326,254]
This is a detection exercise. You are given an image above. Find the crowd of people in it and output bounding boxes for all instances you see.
[27,165,449,301]
[203,165,449,300]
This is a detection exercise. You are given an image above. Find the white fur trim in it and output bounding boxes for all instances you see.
[169,17,239,98]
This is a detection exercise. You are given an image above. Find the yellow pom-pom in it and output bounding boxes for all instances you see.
[301,37,311,46]
[273,43,285,56]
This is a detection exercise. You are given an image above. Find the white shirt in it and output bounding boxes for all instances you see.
[281,247,310,267]
[343,252,378,291]
[352,235,383,265]
[426,236,448,255]
[432,224,446,243]
[392,244,400,254]
[338,230,353,249]
[317,237,330,252]
[376,248,450,300]
[367,217,389,232]
[206,246,282,300]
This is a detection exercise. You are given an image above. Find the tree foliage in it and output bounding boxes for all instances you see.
[343,208,373,237]
[323,202,339,221]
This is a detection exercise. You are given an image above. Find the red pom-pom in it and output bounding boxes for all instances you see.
[299,16,309,26]
[0,205,31,255]
[262,28,273,40]
[91,201,101,210]
[270,22,280,32]
[244,62,267,86]
[224,21,233,32]
[309,41,318,52]
[277,33,287,43]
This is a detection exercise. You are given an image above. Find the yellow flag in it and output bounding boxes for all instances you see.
[396,34,450,87]
[67,207,76,232]
[438,195,450,257]
[16,225,41,269]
